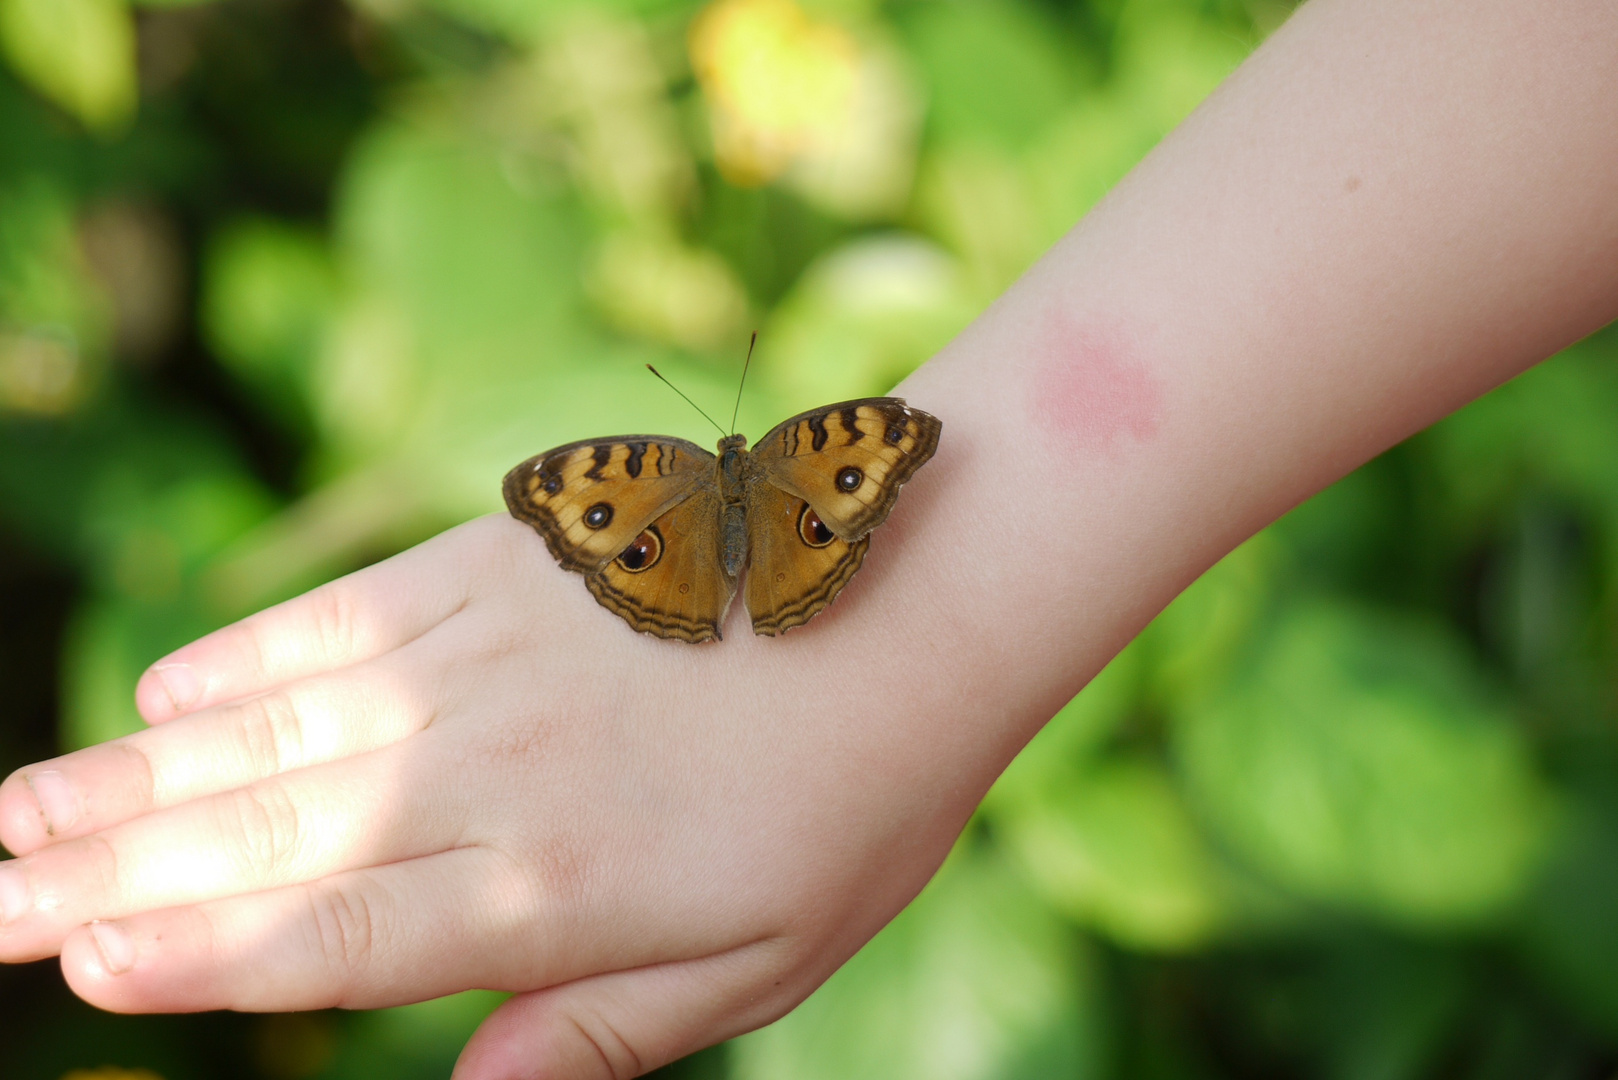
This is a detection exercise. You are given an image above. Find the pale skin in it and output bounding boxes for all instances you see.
[3,0,1617,1075]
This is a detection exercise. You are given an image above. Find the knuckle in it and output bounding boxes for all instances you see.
[566,1013,642,1080]
[474,723,550,770]
[221,783,303,880]
[233,615,274,684]
[80,833,122,898]
[308,584,360,665]
[305,880,377,993]
[110,741,159,810]
[233,691,305,777]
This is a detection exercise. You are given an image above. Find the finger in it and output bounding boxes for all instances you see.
[0,745,465,961]
[1,641,443,856]
[59,847,537,1012]
[452,943,797,1080]
[133,516,509,724]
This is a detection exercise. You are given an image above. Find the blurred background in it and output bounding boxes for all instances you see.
[1,0,1616,1076]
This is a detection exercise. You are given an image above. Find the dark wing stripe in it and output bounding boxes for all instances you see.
[807,413,829,452]
[625,441,646,479]
[586,444,612,480]
[751,398,942,542]
[839,408,864,442]
[586,573,720,642]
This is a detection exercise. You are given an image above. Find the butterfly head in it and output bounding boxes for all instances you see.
[716,433,748,453]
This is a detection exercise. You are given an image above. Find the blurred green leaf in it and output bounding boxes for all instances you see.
[587,228,749,351]
[60,594,208,747]
[984,643,1144,818]
[335,118,584,361]
[1146,532,1282,712]
[732,842,1105,1080]
[1516,774,1618,1039]
[58,468,275,748]
[0,0,135,131]
[899,0,1084,154]
[1109,3,1249,134]
[0,178,106,414]
[763,233,976,410]
[318,991,507,1080]
[1174,599,1551,927]
[1424,329,1618,531]
[1000,754,1226,951]
[202,219,339,431]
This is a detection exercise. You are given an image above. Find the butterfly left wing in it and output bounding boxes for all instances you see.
[503,435,713,574]
[751,398,941,541]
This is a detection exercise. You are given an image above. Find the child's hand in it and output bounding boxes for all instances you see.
[0,508,988,1077]
[3,1,1614,1076]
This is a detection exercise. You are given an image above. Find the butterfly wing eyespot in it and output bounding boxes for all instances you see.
[797,503,836,547]
[614,528,664,573]
[836,466,863,492]
[584,503,613,529]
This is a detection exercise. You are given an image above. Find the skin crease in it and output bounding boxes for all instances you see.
[0,1,1616,1077]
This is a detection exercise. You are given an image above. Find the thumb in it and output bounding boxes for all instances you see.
[452,943,803,1080]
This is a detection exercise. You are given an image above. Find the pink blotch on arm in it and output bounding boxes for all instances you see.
[1030,310,1164,456]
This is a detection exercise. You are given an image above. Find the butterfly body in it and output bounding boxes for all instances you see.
[504,398,941,642]
[716,435,751,580]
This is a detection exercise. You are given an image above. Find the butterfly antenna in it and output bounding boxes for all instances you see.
[646,365,728,438]
[729,330,757,436]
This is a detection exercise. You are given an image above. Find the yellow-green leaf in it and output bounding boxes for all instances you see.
[0,0,136,130]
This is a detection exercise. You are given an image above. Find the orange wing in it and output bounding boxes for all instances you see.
[585,485,734,642]
[503,435,712,574]
[751,398,941,542]
[744,480,869,636]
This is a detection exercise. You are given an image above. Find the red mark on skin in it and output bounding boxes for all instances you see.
[1032,310,1163,456]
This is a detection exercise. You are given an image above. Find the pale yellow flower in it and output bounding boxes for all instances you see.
[689,0,859,185]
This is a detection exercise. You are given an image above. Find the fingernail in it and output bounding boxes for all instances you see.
[26,771,80,836]
[0,864,31,923]
[153,662,201,712]
[90,921,135,975]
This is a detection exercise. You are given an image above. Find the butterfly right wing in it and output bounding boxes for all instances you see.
[503,435,713,574]
[743,480,869,636]
[752,398,941,542]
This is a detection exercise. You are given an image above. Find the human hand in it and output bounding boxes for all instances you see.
[0,502,994,1077]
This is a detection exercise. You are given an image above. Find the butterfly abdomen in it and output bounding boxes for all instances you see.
[718,441,749,580]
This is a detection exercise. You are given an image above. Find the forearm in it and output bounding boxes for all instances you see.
[842,0,1618,804]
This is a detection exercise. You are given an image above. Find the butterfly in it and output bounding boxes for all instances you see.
[503,397,941,642]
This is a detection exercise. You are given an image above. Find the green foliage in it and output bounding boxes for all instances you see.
[1,0,1616,1077]
[1175,600,1550,928]
[733,842,1106,1080]
[0,0,136,131]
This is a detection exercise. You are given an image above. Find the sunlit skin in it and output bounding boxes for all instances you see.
[2,0,1617,1076]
